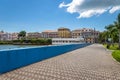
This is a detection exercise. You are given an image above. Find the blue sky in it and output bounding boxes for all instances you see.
[0,0,120,32]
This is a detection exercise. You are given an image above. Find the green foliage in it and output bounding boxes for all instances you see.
[99,31,108,43]
[112,50,120,62]
[0,41,12,44]
[103,44,106,47]
[18,31,26,39]
[118,13,120,28]
[102,13,120,62]
[99,13,120,46]
[109,44,119,50]
[104,44,118,50]
[12,39,52,45]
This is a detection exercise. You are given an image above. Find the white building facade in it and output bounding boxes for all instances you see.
[0,32,12,41]
[52,37,85,45]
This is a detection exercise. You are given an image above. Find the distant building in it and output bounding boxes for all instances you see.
[58,27,71,38]
[72,29,82,38]
[27,32,42,39]
[41,30,58,38]
[0,32,12,41]
[52,37,85,45]
[72,28,100,43]
[0,27,100,42]
[11,33,18,40]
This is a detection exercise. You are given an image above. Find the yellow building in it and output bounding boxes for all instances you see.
[58,27,71,38]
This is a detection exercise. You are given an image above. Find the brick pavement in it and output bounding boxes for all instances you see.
[0,44,120,80]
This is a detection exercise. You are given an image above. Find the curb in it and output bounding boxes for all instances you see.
[102,45,120,65]
[107,49,120,65]
[111,52,120,65]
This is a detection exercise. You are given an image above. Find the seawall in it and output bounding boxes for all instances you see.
[0,43,90,74]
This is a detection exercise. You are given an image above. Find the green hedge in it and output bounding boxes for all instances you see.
[0,39,52,45]
[0,41,12,44]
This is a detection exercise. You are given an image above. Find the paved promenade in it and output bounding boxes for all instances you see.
[0,44,120,80]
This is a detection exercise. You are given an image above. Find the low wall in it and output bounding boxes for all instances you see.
[0,43,90,74]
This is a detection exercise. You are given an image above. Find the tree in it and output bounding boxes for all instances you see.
[99,31,108,43]
[101,13,120,49]
[105,24,117,44]
[0,30,4,33]
[18,31,26,40]
[46,39,52,44]
[114,13,120,49]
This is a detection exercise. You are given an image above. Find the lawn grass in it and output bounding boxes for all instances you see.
[112,50,120,62]
[103,43,120,62]
[103,44,107,48]
[109,44,118,50]
[103,44,118,50]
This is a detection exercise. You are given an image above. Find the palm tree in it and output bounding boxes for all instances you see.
[114,13,120,49]
[105,24,117,45]
[99,31,108,43]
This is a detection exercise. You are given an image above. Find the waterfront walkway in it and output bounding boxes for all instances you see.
[0,44,120,80]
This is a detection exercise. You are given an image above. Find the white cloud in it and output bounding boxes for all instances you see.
[59,0,120,18]
[78,9,107,18]
[109,6,120,13]
[59,2,66,8]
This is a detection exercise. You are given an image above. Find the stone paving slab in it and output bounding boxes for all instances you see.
[0,44,120,80]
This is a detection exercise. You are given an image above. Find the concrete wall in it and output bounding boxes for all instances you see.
[0,43,90,74]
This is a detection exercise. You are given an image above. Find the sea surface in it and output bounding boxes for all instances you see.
[0,45,40,50]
